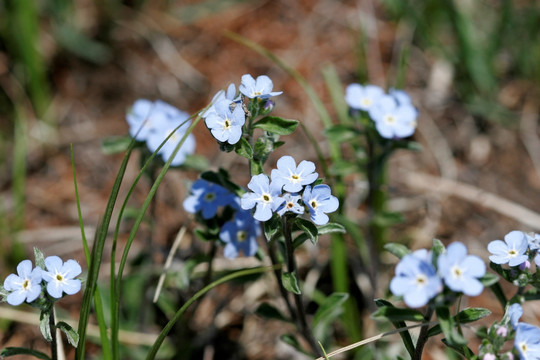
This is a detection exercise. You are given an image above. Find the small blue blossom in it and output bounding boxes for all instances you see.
[488,230,529,267]
[302,184,339,225]
[3,260,42,306]
[183,179,235,219]
[514,322,540,360]
[507,303,523,329]
[390,252,442,308]
[220,210,261,258]
[526,232,540,251]
[239,74,283,99]
[201,83,241,119]
[389,88,413,106]
[368,95,417,139]
[145,108,196,166]
[437,242,486,296]
[204,99,246,144]
[270,155,318,193]
[345,84,384,111]
[240,174,284,221]
[127,100,186,142]
[276,193,304,217]
[42,256,82,299]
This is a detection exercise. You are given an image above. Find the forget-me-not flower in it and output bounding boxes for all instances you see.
[270,156,318,193]
[276,193,304,217]
[390,252,442,308]
[42,256,82,299]
[345,84,384,111]
[145,111,196,166]
[240,174,284,221]
[239,74,282,99]
[3,260,42,306]
[514,322,540,360]
[183,179,235,219]
[127,100,185,142]
[204,99,246,145]
[220,210,261,258]
[437,242,486,296]
[201,83,240,119]
[303,184,339,225]
[368,95,417,139]
[507,303,523,329]
[488,230,529,267]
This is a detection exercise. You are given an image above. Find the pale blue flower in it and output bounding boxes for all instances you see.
[514,322,540,360]
[239,74,282,99]
[240,174,284,221]
[3,260,42,306]
[368,95,417,139]
[390,252,442,308]
[127,100,186,142]
[42,256,82,299]
[183,179,235,219]
[488,231,529,267]
[437,242,486,296]
[345,84,384,111]
[389,88,413,106]
[205,99,246,144]
[303,184,339,225]
[220,210,261,258]
[145,108,196,166]
[201,83,240,118]
[507,303,523,329]
[276,193,304,216]
[526,232,540,251]
[270,155,318,192]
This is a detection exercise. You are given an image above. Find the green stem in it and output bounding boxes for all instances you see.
[49,307,58,360]
[413,306,434,360]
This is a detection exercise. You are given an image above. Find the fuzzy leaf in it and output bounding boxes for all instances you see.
[254,116,299,135]
[384,243,411,259]
[255,302,290,322]
[235,137,253,159]
[34,247,45,269]
[0,347,51,359]
[40,311,52,342]
[293,218,318,245]
[56,321,79,347]
[372,306,425,322]
[282,272,301,294]
[313,293,349,341]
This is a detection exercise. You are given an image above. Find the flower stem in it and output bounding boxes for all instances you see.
[414,306,434,360]
[282,217,323,357]
[49,306,58,360]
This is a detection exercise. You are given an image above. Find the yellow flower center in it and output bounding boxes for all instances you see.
[237,231,247,242]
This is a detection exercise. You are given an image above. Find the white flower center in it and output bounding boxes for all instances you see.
[223,118,232,130]
[253,91,262,96]
[310,200,318,209]
[361,98,372,107]
[451,265,463,279]
[289,173,301,183]
[508,249,518,258]
[414,274,427,288]
[286,201,295,209]
[261,193,272,204]
[383,115,396,124]
[22,279,30,290]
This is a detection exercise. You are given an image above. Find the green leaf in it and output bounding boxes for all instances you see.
[313,293,349,340]
[254,116,299,135]
[264,215,281,240]
[101,136,133,155]
[435,306,466,345]
[39,311,52,342]
[384,243,411,259]
[56,321,79,347]
[293,218,318,245]
[255,302,290,322]
[280,334,311,357]
[373,211,404,227]
[0,347,51,359]
[432,238,446,262]
[372,306,425,322]
[324,124,361,143]
[427,308,491,338]
[200,169,243,196]
[329,160,360,177]
[235,137,253,159]
[282,272,301,294]
[194,228,219,242]
[480,273,499,287]
[373,299,415,358]
[181,154,210,171]
[316,222,346,235]
[34,247,45,269]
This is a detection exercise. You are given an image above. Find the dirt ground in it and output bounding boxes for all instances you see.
[1,0,540,359]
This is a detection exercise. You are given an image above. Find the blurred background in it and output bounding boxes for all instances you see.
[1,0,540,359]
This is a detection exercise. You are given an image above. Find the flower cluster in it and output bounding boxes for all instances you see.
[240,155,338,224]
[183,178,260,258]
[488,230,540,269]
[201,74,282,145]
[345,84,418,139]
[389,241,486,308]
[2,256,82,306]
[126,99,196,166]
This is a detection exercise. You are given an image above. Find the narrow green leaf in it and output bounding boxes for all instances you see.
[293,218,318,245]
[435,306,466,345]
[372,306,425,322]
[194,228,219,242]
[34,247,45,269]
[39,311,52,342]
[0,347,51,359]
[321,64,349,125]
[324,125,360,143]
[384,243,411,259]
[56,321,79,347]
[432,238,446,261]
[235,137,254,159]
[253,116,299,135]
[313,293,349,340]
[255,302,290,322]
[316,222,346,235]
[480,273,499,287]
[373,299,415,358]
[281,272,301,294]
[101,136,133,155]
[280,334,311,357]
[264,215,281,240]
[427,308,491,337]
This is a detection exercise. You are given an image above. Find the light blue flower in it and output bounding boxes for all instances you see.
[514,322,540,360]
[345,84,384,111]
[3,260,42,306]
[507,303,523,329]
[302,184,339,225]
[437,242,485,296]
[276,193,304,217]
[201,83,240,119]
[239,74,283,99]
[145,108,196,166]
[183,179,235,219]
[390,252,442,308]
[488,231,529,267]
[368,95,417,139]
[389,88,413,106]
[204,99,246,144]
[526,232,540,251]
[220,210,261,258]
[42,256,82,299]
[127,100,186,142]
[270,155,318,192]
[240,174,284,221]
